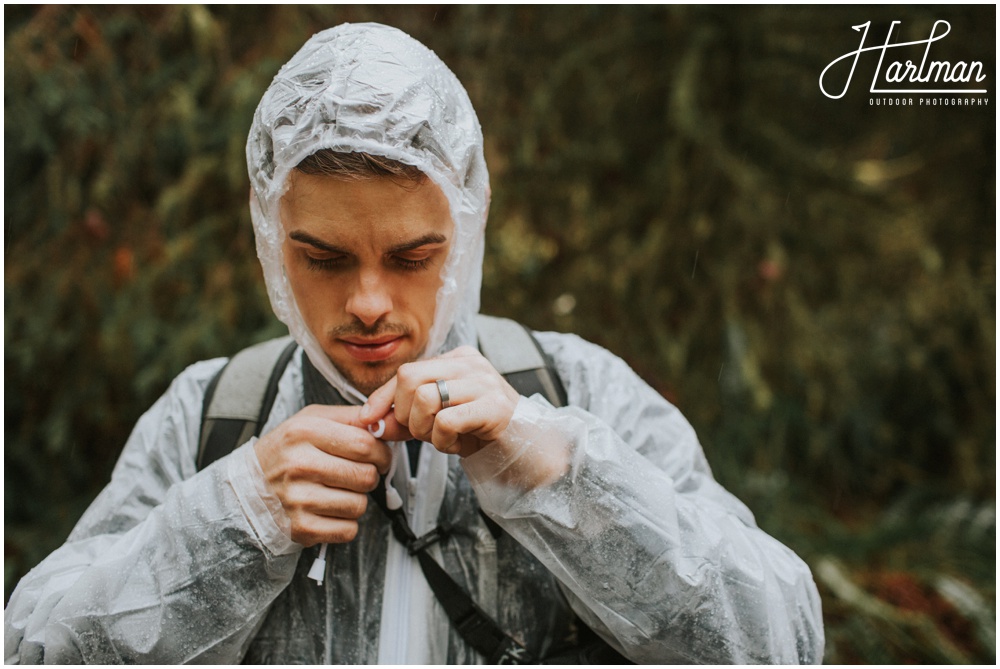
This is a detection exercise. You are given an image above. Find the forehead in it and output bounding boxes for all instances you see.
[280,171,453,245]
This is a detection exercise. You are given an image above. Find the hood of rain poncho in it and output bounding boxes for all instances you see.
[247,23,489,402]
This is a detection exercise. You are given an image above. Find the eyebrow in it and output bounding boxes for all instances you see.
[287,230,448,256]
[288,231,349,255]
[386,233,448,255]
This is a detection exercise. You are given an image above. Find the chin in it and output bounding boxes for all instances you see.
[328,340,426,396]
[340,361,400,397]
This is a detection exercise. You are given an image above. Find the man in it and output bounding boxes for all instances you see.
[5,23,824,664]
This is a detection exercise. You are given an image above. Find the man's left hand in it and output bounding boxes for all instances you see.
[359,346,520,458]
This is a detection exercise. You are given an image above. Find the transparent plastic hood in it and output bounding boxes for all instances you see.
[246,23,489,402]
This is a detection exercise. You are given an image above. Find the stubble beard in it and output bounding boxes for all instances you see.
[327,320,424,397]
[341,361,399,398]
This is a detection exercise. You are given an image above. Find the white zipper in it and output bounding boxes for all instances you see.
[377,442,415,663]
[375,443,450,664]
[323,553,333,664]
[388,532,413,661]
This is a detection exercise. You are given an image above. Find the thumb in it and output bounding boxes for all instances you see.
[360,375,397,424]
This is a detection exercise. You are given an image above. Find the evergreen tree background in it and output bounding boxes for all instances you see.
[5,6,994,663]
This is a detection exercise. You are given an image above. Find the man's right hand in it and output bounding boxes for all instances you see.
[253,404,408,546]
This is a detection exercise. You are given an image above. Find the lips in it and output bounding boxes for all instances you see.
[339,335,404,362]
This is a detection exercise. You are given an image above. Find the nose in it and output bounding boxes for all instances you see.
[345,268,392,327]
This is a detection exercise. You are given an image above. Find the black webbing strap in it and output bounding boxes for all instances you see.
[370,477,537,664]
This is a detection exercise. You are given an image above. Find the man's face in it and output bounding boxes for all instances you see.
[280,172,453,396]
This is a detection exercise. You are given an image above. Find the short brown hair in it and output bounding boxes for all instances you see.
[295,149,426,182]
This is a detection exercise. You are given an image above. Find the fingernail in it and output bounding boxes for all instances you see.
[367,419,386,439]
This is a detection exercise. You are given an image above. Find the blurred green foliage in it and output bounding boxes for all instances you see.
[4,5,994,663]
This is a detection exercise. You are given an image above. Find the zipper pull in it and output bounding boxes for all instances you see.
[308,543,328,585]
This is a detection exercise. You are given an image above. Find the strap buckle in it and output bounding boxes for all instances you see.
[407,523,451,555]
[491,638,534,664]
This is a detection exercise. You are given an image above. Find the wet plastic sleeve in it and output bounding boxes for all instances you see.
[463,333,825,664]
[4,361,301,664]
[230,438,298,556]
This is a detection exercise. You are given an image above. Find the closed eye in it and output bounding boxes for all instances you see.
[305,254,348,272]
[390,255,434,272]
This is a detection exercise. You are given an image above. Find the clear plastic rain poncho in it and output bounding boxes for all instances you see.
[4,23,825,664]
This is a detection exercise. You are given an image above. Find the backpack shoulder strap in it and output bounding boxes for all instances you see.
[473,314,567,540]
[474,314,567,408]
[197,336,298,470]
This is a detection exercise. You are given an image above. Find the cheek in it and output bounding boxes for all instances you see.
[422,276,443,312]
[283,255,340,321]
[375,272,440,336]
[412,272,445,331]
[282,252,308,304]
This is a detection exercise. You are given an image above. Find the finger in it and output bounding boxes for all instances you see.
[360,376,397,425]
[407,377,484,441]
[282,445,383,493]
[431,399,511,454]
[283,483,371,546]
[289,481,370,519]
[300,403,366,427]
[316,456,383,493]
[392,356,491,425]
[298,404,408,452]
[406,382,443,441]
[293,515,361,546]
[299,403,401,444]
[293,415,393,473]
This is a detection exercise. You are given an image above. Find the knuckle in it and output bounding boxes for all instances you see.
[282,486,310,512]
[396,362,417,386]
[291,519,320,546]
[339,461,376,492]
[491,388,515,408]
[482,425,505,442]
[356,463,379,491]
[435,410,457,433]
[486,371,506,388]
[334,522,359,543]
[282,422,313,445]
[292,531,317,548]
[415,384,438,407]
[286,458,318,482]
[348,494,369,519]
